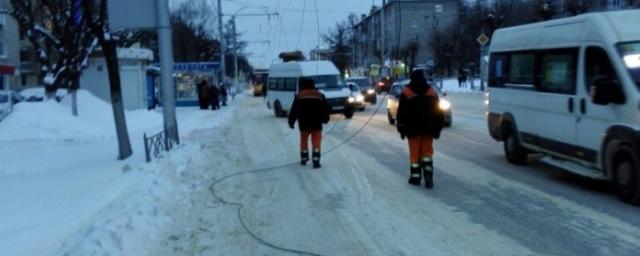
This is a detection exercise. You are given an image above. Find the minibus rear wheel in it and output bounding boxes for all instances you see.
[274,101,285,117]
[503,125,528,165]
[612,144,640,205]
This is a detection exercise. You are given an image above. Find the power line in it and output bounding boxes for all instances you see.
[295,0,307,50]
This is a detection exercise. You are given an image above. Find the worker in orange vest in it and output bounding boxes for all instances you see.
[288,78,331,168]
[396,70,445,188]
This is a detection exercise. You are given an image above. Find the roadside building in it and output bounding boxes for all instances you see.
[353,0,461,76]
[0,11,20,91]
[80,48,155,110]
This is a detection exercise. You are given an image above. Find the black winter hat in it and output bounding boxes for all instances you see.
[301,78,316,90]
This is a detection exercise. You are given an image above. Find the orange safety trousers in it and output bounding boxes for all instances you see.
[301,130,322,152]
[408,135,434,163]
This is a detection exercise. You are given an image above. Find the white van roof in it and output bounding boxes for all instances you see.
[269,61,340,78]
[490,10,640,53]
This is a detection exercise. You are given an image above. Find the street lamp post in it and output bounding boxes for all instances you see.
[223,9,278,90]
[217,0,226,85]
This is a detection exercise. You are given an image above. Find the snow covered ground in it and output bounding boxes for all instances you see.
[0,90,236,255]
[437,78,484,94]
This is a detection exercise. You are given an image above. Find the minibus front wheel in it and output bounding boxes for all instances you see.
[343,108,354,119]
[274,101,286,118]
[611,144,640,205]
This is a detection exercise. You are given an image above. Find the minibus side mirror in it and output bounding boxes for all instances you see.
[590,78,625,105]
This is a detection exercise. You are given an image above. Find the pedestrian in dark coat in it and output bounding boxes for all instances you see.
[196,80,209,109]
[209,85,220,110]
[220,85,228,106]
[288,78,331,169]
[397,70,445,188]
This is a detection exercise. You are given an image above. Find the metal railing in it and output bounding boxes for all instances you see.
[143,125,180,163]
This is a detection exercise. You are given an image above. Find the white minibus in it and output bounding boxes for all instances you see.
[266,61,354,118]
[487,10,640,204]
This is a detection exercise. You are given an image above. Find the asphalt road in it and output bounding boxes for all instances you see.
[153,93,640,256]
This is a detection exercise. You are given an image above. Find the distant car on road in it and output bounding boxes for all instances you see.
[252,69,268,97]
[386,79,452,127]
[346,82,366,111]
[375,77,394,93]
[345,77,377,104]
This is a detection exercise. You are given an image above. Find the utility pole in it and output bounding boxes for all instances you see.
[380,0,386,77]
[232,16,238,89]
[225,11,278,89]
[217,0,226,84]
[158,0,178,141]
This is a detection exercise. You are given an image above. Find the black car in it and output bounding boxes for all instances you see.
[345,77,377,104]
[374,77,394,94]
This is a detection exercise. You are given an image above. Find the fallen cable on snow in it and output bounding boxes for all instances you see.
[207,94,389,256]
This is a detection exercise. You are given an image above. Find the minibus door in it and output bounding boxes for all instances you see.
[535,49,579,157]
[574,45,624,165]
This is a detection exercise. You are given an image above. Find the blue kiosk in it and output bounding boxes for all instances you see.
[148,62,220,108]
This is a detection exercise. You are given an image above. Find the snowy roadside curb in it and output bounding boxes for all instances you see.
[55,103,237,255]
[57,142,204,255]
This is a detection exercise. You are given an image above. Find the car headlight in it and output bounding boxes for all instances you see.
[367,89,375,94]
[356,95,364,102]
[348,97,355,103]
[439,99,451,110]
[624,53,640,68]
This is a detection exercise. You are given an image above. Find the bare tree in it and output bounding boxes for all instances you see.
[564,0,592,16]
[323,21,353,76]
[82,0,132,160]
[8,0,133,159]
[8,0,97,111]
[533,0,557,21]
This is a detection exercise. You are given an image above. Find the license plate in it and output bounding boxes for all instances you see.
[333,106,345,110]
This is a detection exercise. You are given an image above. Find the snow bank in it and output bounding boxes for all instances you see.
[0,90,161,142]
[0,90,239,255]
[19,87,68,99]
[0,99,111,141]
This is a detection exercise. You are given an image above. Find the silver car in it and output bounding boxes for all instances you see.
[386,79,452,127]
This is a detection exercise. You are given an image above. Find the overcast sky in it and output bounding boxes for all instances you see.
[171,0,380,68]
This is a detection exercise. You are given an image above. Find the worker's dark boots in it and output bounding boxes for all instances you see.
[408,164,421,186]
[301,151,309,166]
[312,151,321,169]
[422,157,434,189]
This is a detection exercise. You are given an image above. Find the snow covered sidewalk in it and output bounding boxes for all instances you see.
[436,78,485,94]
[0,90,236,255]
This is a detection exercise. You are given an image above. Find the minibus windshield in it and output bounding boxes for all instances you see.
[619,42,640,88]
[305,75,346,89]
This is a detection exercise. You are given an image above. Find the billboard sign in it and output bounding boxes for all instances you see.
[108,0,158,29]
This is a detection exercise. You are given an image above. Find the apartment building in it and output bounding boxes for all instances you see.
[353,0,460,73]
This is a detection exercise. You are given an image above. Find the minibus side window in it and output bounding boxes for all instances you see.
[489,53,509,87]
[268,78,277,90]
[508,53,536,85]
[285,78,297,91]
[585,47,620,91]
[278,78,285,90]
[538,49,578,94]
